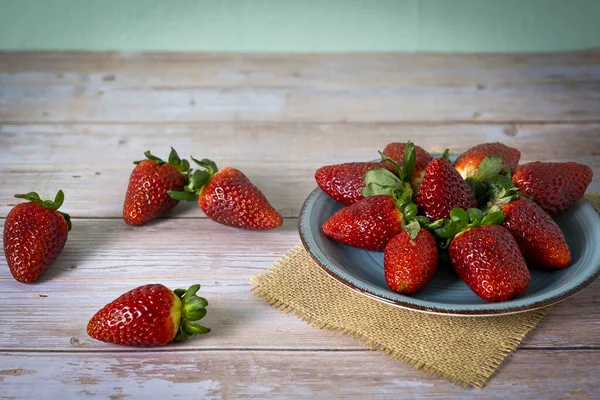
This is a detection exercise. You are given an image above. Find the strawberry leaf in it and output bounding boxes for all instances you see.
[168,147,182,166]
[402,141,416,182]
[450,208,468,224]
[474,156,503,183]
[467,208,484,226]
[361,168,403,197]
[53,189,65,209]
[174,284,210,342]
[378,151,404,179]
[403,220,421,240]
[168,190,196,201]
[190,170,211,188]
[15,192,41,203]
[136,150,165,165]
[481,210,505,226]
[434,219,461,239]
[59,211,72,231]
[191,156,218,175]
[402,203,418,222]
[442,149,450,162]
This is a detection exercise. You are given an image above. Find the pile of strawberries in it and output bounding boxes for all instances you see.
[3,148,283,346]
[316,142,593,302]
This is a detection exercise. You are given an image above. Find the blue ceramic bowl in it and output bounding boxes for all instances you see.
[299,180,600,316]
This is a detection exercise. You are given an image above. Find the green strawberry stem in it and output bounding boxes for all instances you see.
[14,190,71,231]
[464,156,514,206]
[473,173,523,210]
[362,140,418,201]
[173,284,210,342]
[134,147,191,178]
[361,142,429,240]
[433,206,504,249]
[168,156,219,202]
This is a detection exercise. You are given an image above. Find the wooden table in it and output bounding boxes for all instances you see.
[1,51,599,398]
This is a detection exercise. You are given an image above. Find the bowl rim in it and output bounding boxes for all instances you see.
[298,186,600,316]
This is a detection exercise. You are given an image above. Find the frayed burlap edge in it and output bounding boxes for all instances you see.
[250,245,547,388]
[250,194,598,388]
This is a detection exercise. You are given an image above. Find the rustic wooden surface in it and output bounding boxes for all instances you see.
[0,51,599,399]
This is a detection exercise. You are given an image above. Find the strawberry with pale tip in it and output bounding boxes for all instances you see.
[454,142,521,180]
[4,190,71,283]
[87,283,210,346]
[169,158,283,230]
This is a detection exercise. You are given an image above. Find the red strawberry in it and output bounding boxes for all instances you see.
[383,142,433,187]
[315,162,395,206]
[500,197,571,269]
[416,157,477,220]
[449,224,530,302]
[433,207,530,302]
[322,195,403,251]
[512,161,593,217]
[4,191,71,283]
[454,142,520,179]
[123,148,189,225]
[87,284,210,346]
[170,158,282,230]
[384,228,438,294]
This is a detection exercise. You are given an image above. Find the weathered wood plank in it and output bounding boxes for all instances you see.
[2,84,599,123]
[0,350,598,398]
[2,51,599,88]
[1,52,599,123]
[1,123,598,218]
[0,219,598,351]
[1,52,600,396]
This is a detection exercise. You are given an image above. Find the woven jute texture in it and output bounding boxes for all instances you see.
[250,194,600,388]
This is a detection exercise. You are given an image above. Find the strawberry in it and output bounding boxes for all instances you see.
[123,148,189,225]
[384,228,438,294]
[449,225,530,302]
[501,197,571,269]
[383,142,433,188]
[4,190,71,283]
[512,161,593,217]
[170,158,282,230]
[315,162,395,206]
[324,143,428,251]
[416,157,477,220]
[322,195,403,251]
[485,175,571,269]
[454,142,520,179]
[87,284,209,346]
[435,208,530,302]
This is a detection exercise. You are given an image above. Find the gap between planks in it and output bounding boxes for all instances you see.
[3,120,600,125]
[2,346,598,354]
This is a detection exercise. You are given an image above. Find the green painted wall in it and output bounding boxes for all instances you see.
[1,0,599,52]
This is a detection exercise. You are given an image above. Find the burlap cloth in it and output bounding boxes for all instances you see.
[251,193,600,388]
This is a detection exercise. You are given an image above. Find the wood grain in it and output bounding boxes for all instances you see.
[1,51,599,395]
[1,52,599,122]
[0,219,598,351]
[0,123,598,218]
[1,350,598,398]
[2,51,599,88]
